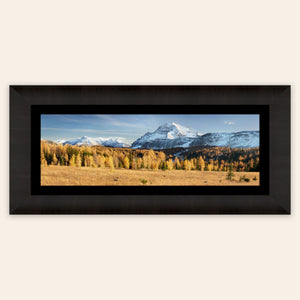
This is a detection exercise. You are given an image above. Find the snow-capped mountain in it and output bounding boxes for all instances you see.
[190,131,259,148]
[131,122,201,149]
[131,122,259,149]
[57,136,130,148]
[52,122,259,150]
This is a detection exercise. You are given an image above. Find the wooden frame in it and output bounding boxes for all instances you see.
[10,86,291,214]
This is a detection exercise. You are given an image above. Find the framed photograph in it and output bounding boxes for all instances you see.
[10,85,290,214]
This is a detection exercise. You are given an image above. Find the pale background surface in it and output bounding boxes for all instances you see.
[0,1,298,300]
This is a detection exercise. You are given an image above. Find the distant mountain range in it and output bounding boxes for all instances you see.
[56,136,130,148]
[52,122,259,149]
[131,122,259,149]
[190,131,259,149]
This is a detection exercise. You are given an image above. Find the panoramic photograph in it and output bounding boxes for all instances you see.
[40,114,260,186]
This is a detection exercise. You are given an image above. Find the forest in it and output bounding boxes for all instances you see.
[41,140,260,172]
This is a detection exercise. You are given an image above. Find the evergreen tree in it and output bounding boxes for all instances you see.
[161,161,168,171]
[226,165,234,181]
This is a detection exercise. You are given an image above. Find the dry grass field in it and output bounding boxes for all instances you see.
[41,166,260,186]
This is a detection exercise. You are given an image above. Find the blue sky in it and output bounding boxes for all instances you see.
[41,114,259,143]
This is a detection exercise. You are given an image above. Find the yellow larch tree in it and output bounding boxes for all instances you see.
[113,153,119,168]
[97,154,105,168]
[123,156,130,169]
[52,153,58,165]
[174,157,181,169]
[64,153,69,166]
[137,157,143,169]
[157,151,166,162]
[90,156,96,168]
[142,155,149,169]
[198,156,205,171]
[69,154,75,166]
[41,151,47,166]
[166,159,173,170]
[131,157,137,170]
[151,160,159,170]
[183,160,191,171]
[106,156,114,170]
[75,154,81,167]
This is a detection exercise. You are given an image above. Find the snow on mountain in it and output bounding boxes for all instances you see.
[57,136,130,148]
[131,122,259,149]
[131,122,201,149]
[53,122,259,150]
[190,131,259,148]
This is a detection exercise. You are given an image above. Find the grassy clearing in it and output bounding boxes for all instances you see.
[41,166,260,186]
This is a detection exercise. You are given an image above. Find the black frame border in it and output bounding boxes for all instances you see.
[10,85,290,214]
[31,105,269,196]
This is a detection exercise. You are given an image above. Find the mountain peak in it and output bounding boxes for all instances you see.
[54,122,259,150]
[57,136,130,148]
[131,122,199,149]
[155,122,198,139]
[165,121,179,126]
[160,122,182,129]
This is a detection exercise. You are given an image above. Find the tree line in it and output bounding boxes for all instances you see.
[41,141,259,172]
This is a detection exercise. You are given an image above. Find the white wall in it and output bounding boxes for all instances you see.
[0,1,298,299]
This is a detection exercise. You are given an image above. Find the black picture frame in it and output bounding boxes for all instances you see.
[32,104,269,196]
[10,85,291,214]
